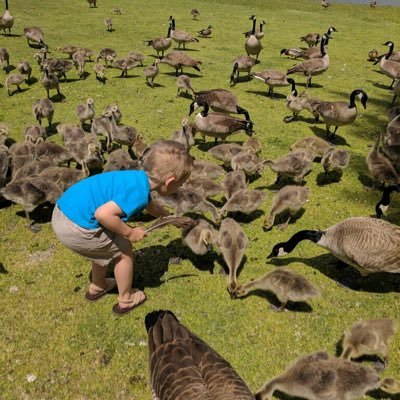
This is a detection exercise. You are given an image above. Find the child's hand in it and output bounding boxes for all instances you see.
[127,227,147,242]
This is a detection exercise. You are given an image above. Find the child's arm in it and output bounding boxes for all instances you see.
[95,201,146,242]
[145,200,170,218]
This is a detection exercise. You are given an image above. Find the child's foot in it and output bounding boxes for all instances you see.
[85,278,116,301]
[112,290,147,316]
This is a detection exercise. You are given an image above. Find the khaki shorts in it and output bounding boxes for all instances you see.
[51,205,131,267]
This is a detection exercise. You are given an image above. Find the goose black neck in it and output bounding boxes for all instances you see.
[287,78,296,93]
[251,18,256,35]
[200,102,209,117]
[376,185,399,218]
[320,38,326,57]
[167,25,171,37]
[259,22,264,33]
[283,230,324,253]
[5,0,9,10]
[385,42,394,59]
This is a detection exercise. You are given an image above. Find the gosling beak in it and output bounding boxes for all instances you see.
[206,243,213,252]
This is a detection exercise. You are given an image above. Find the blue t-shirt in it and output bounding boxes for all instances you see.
[57,170,151,229]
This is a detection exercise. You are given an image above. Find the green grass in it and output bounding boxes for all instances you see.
[1,0,400,398]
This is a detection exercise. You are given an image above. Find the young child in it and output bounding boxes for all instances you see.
[52,140,193,316]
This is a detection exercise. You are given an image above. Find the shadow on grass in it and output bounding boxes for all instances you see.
[245,90,288,100]
[267,254,400,293]
[0,263,8,274]
[161,71,202,78]
[16,203,54,225]
[316,171,344,185]
[369,389,400,400]
[309,126,350,147]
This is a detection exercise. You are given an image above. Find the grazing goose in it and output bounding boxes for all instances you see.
[255,352,380,400]
[189,100,252,144]
[35,139,72,165]
[56,45,79,58]
[93,63,106,82]
[280,47,303,59]
[17,61,32,83]
[292,34,331,60]
[368,49,379,62]
[375,42,400,88]
[367,132,400,187]
[72,50,86,78]
[95,48,117,67]
[217,218,249,293]
[381,378,400,394]
[190,8,200,19]
[23,27,47,48]
[222,170,247,199]
[191,159,226,180]
[321,148,350,179]
[128,51,144,66]
[290,136,333,157]
[0,47,9,70]
[244,20,266,40]
[208,143,246,166]
[159,50,201,76]
[104,18,113,32]
[57,123,85,145]
[233,268,319,311]
[195,89,252,126]
[176,74,195,97]
[24,125,47,145]
[112,56,139,77]
[5,74,25,96]
[267,216,400,276]
[32,99,54,128]
[287,36,329,88]
[87,0,96,7]
[40,66,62,100]
[112,6,121,15]
[263,186,310,230]
[103,149,139,172]
[171,117,195,149]
[231,148,266,176]
[182,219,217,255]
[146,25,172,57]
[0,0,14,36]
[250,71,295,99]
[341,318,397,368]
[143,59,160,86]
[183,176,223,198]
[145,310,255,400]
[244,15,262,61]
[76,98,95,127]
[230,55,257,86]
[375,184,399,218]
[322,0,331,9]
[41,58,73,82]
[169,16,199,50]
[244,137,262,154]
[198,25,213,38]
[315,89,368,142]
[218,189,266,219]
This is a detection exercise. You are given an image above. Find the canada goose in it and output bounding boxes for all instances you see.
[176,74,195,98]
[287,36,330,88]
[251,71,295,99]
[189,100,252,144]
[182,219,217,255]
[341,318,397,368]
[93,63,106,82]
[194,89,252,126]
[35,139,72,165]
[31,99,54,129]
[381,144,400,171]
[244,15,263,61]
[291,34,331,60]
[112,6,121,15]
[217,218,249,292]
[23,27,47,49]
[230,55,257,86]
[40,66,62,100]
[299,32,321,48]
[290,136,333,157]
[95,48,117,67]
[41,58,73,82]
[233,267,319,311]
[191,159,226,180]
[183,176,223,199]
[24,125,47,146]
[145,310,254,400]
[17,61,32,83]
[57,123,85,145]
[255,352,380,400]
[103,149,140,172]
[375,184,399,218]
[367,132,400,187]
[264,153,313,184]
[222,170,247,199]
[321,148,350,179]
[244,20,266,40]
[0,0,14,36]
[219,189,266,219]
[391,79,400,106]
[280,47,303,59]
[268,216,400,276]
[145,25,172,58]
[143,59,160,86]
[56,45,79,59]
[198,25,213,38]
[72,50,86,78]
[159,50,201,76]
[5,74,25,96]
[171,117,195,149]
[284,83,304,122]
[316,89,368,142]
[375,41,400,88]
[111,56,139,77]
[368,49,379,61]
[0,47,9,70]
[190,8,200,19]
[263,186,310,230]
[104,18,113,32]
[87,0,97,7]
[231,148,266,176]
[381,378,400,394]
[321,0,331,9]
[76,98,95,127]
[169,16,199,50]
[208,143,244,166]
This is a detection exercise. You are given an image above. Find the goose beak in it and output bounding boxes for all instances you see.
[227,287,237,299]
[206,243,213,252]
[267,251,274,259]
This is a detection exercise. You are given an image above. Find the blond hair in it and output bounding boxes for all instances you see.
[141,140,193,184]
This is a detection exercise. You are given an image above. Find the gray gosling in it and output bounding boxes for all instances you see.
[191,159,226,180]
[250,71,295,99]
[143,59,160,86]
[5,74,25,96]
[94,63,106,82]
[190,8,200,19]
[103,149,139,172]
[32,99,54,128]
[176,74,195,98]
[321,147,350,179]
[233,267,319,311]
[24,125,47,144]
[40,66,62,100]
[56,45,79,58]
[104,18,113,32]
[290,136,333,157]
[72,50,86,79]
[95,48,117,67]
[208,143,245,167]
[159,50,201,76]
[244,137,262,154]
[171,117,195,149]
[219,189,266,219]
[76,98,95,127]
[198,25,213,38]
[17,61,32,83]
[183,176,223,199]
[222,170,247,199]
[341,318,398,368]
[381,378,400,394]
[231,148,266,176]
[23,27,47,48]
[263,186,310,230]
[112,7,121,15]
[182,219,217,255]
[230,55,257,86]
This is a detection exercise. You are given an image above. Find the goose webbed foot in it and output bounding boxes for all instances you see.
[29,223,41,233]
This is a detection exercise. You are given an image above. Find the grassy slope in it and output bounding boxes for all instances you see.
[0,0,399,398]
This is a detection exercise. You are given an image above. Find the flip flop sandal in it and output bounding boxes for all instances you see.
[112,291,147,316]
[85,278,116,302]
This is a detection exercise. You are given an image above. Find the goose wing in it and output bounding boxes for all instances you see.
[203,113,247,134]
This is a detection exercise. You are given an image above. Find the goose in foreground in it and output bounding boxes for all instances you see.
[255,352,380,400]
[233,268,319,311]
[189,100,253,144]
[340,318,397,368]
[315,89,368,142]
[24,125,46,144]
[267,216,400,276]
[218,189,266,219]
[145,310,255,400]
[230,55,257,86]
[182,219,217,255]
[287,36,329,88]
[76,98,95,127]
[0,0,14,36]
[375,184,399,218]
[198,25,213,38]
[17,61,32,83]
[159,51,201,76]
[5,74,25,96]
[244,20,266,40]
[143,59,160,86]
[250,71,295,98]
[145,25,172,57]
[321,147,350,179]
[244,15,262,61]
[32,98,54,128]
[23,27,47,48]
[263,186,310,230]
[176,74,195,97]
[375,41,400,88]
[217,218,249,293]
[381,378,400,394]
[169,16,199,50]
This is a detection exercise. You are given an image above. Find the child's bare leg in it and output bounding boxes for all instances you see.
[89,262,108,293]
